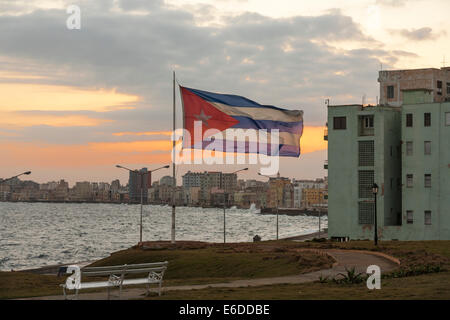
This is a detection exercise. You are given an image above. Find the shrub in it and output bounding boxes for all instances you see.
[334,267,366,284]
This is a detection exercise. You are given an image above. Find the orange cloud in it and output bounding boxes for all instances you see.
[0,112,113,127]
[0,141,172,167]
[0,83,139,112]
[300,126,327,154]
[0,71,47,80]
[91,140,172,153]
[112,131,172,136]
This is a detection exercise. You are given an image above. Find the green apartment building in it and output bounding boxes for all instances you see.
[327,89,450,241]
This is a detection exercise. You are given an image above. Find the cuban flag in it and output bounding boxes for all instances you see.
[179,86,304,157]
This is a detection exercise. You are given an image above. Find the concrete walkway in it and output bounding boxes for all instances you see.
[21,249,399,300]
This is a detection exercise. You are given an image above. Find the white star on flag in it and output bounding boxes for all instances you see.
[194,109,212,126]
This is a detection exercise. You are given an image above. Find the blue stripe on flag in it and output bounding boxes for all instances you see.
[230,117,303,135]
[185,87,286,110]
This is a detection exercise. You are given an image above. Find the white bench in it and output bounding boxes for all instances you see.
[59,261,168,299]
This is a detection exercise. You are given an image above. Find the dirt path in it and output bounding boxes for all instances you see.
[20,249,399,300]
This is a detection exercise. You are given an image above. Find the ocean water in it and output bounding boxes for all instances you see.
[0,202,327,271]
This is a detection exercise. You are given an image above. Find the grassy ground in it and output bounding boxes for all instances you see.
[88,241,334,280]
[145,271,450,300]
[0,271,62,299]
[2,240,449,300]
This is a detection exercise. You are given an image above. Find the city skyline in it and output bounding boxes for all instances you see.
[1,168,327,211]
[0,168,328,188]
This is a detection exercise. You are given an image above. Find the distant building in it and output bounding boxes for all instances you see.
[292,179,327,208]
[182,171,238,205]
[40,181,58,191]
[184,186,200,206]
[182,171,202,188]
[265,174,293,208]
[52,180,69,201]
[159,184,172,204]
[160,175,175,186]
[378,67,450,107]
[71,181,92,201]
[128,168,149,204]
[111,179,121,192]
[302,188,327,210]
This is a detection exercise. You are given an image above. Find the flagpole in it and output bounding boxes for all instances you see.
[171,71,176,244]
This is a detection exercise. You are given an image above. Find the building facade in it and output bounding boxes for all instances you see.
[400,91,450,239]
[327,87,450,240]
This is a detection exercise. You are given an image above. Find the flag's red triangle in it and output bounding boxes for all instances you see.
[180,86,239,148]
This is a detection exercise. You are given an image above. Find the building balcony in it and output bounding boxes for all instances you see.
[324,160,328,170]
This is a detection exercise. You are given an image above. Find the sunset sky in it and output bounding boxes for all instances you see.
[1,0,450,185]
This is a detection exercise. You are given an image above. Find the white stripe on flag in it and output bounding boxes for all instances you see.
[210,102,303,123]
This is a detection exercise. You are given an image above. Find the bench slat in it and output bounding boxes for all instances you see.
[122,278,160,285]
[82,267,166,277]
[79,281,111,289]
[83,261,168,272]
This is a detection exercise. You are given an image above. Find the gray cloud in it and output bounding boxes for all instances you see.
[0,0,414,144]
[393,27,440,41]
[376,0,408,7]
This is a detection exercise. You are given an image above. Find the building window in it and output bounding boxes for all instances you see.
[406,174,413,188]
[425,211,432,225]
[387,85,395,99]
[364,116,374,128]
[359,201,374,225]
[437,81,443,95]
[406,114,413,127]
[446,112,450,126]
[425,174,431,188]
[359,170,374,198]
[447,83,450,95]
[359,116,374,136]
[406,141,413,156]
[424,113,431,127]
[333,117,347,130]
[424,141,431,155]
[407,211,413,224]
[358,141,374,166]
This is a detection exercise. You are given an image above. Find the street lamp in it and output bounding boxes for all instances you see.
[372,183,379,246]
[223,168,248,243]
[1,171,31,184]
[116,164,170,244]
[318,190,322,239]
[258,172,280,240]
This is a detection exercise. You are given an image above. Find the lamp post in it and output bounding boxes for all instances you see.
[318,190,322,239]
[372,183,379,246]
[258,172,280,240]
[223,168,248,243]
[1,171,31,184]
[116,164,169,244]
